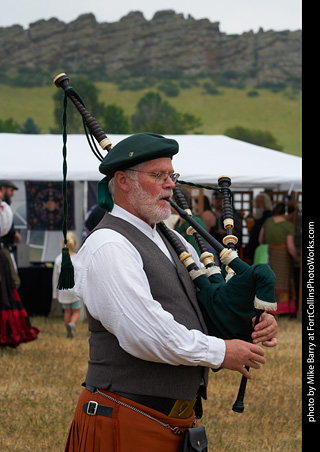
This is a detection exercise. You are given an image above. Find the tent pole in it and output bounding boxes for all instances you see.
[83,181,88,219]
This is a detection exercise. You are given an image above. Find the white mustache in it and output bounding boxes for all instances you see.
[157,190,173,201]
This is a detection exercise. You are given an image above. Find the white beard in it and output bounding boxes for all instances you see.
[129,182,172,225]
[254,207,264,220]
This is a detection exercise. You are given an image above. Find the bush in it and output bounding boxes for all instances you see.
[255,82,287,93]
[0,118,20,133]
[224,126,283,151]
[131,91,202,134]
[158,81,180,97]
[18,117,41,134]
[247,90,259,97]
[102,104,130,134]
[202,82,221,95]
[118,79,155,91]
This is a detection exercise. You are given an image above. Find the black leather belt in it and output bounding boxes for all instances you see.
[115,391,177,416]
[84,384,178,416]
[83,401,113,417]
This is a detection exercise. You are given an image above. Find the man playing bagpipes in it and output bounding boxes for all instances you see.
[53,74,278,452]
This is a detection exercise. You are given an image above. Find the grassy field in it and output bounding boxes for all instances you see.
[0,82,302,156]
[0,316,302,452]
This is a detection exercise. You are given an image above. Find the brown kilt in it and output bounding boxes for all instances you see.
[64,388,198,452]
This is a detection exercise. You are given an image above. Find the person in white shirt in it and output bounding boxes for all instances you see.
[52,231,81,338]
[64,133,277,452]
[0,199,13,238]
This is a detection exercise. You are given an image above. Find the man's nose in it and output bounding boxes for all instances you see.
[163,176,176,188]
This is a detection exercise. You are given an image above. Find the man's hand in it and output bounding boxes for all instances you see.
[251,312,278,347]
[221,339,265,379]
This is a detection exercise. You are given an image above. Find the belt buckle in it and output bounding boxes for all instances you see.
[87,400,98,415]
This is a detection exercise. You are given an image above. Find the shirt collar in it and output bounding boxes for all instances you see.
[110,204,158,238]
[110,204,175,265]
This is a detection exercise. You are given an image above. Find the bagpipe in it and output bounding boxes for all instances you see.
[158,182,276,412]
[53,73,277,412]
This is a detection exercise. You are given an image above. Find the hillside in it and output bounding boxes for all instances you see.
[0,81,302,156]
[0,10,302,156]
[0,10,301,87]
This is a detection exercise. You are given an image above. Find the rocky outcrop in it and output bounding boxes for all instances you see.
[0,10,301,84]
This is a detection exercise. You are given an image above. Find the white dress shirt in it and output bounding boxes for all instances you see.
[74,204,226,368]
[0,201,13,237]
[52,253,80,304]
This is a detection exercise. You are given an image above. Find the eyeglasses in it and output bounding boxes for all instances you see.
[127,169,180,184]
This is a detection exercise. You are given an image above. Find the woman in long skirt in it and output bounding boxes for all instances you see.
[258,202,300,316]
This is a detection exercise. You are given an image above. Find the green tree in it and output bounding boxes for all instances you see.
[158,81,180,97]
[19,117,41,134]
[102,104,130,134]
[51,77,105,134]
[224,126,283,151]
[131,92,202,134]
[0,118,20,133]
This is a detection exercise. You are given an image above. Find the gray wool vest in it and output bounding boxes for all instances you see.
[84,213,209,401]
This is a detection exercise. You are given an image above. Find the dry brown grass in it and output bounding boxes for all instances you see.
[0,316,301,452]
[202,317,302,451]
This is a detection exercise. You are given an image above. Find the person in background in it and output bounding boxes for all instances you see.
[0,180,21,289]
[0,180,39,347]
[258,201,299,316]
[52,231,81,338]
[210,191,243,252]
[200,195,220,264]
[201,196,217,233]
[244,192,273,264]
[245,214,255,235]
[83,203,105,238]
[0,194,13,238]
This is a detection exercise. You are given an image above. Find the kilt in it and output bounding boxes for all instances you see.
[0,250,39,347]
[64,387,198,452]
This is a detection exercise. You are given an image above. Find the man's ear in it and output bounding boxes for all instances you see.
[114,171,132,193]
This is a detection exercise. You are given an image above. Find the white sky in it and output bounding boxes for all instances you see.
[0,0,302,34]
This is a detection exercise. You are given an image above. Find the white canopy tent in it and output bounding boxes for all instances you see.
[1,133,302,263]
[1,133,302,190]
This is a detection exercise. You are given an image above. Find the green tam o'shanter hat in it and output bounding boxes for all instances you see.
[98,133,179,211]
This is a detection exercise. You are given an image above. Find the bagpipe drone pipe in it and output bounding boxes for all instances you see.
[53,73,277,411]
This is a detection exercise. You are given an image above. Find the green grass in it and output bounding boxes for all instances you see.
[0,82,301,156]
[0,85,56,134]
[0,316,302,452]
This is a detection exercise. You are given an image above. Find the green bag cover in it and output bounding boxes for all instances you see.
[196,258,276,342]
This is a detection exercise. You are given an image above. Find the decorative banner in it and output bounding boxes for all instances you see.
[25,181,75,230]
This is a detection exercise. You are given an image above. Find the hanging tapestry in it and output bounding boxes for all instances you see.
[25,181,75,230]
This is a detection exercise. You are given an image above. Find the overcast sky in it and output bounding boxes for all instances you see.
[1,0,302,34]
